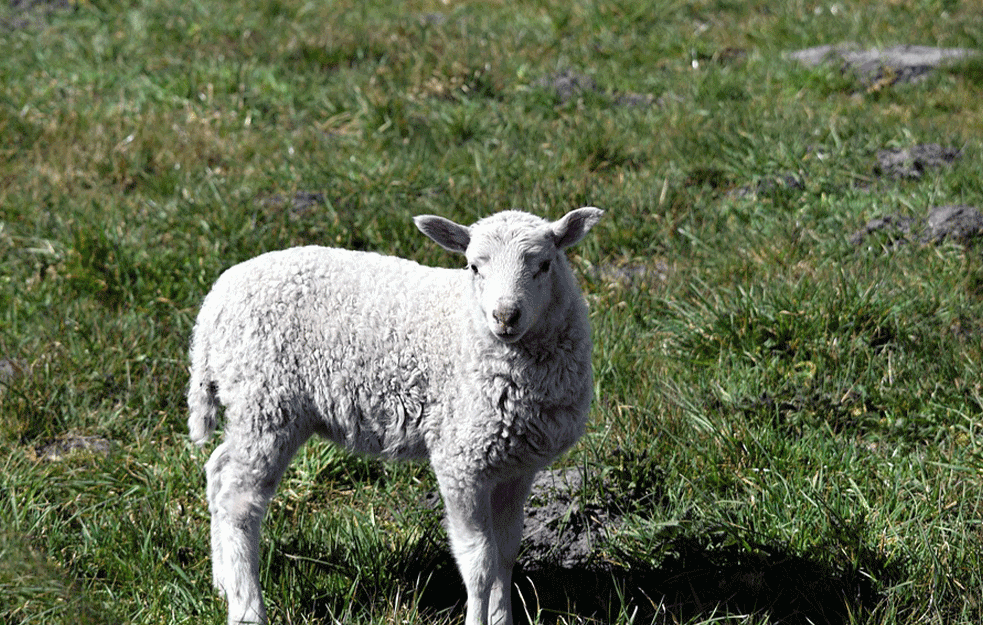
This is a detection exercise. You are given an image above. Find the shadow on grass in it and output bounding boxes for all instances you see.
[410,534,901,625]
[267,515,900,624]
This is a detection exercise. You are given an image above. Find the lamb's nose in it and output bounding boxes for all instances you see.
[493,305,521,327]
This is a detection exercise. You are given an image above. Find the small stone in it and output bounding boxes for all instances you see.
[35,433,114,462]
[923,205,983,244]
[0,358,26,387]
[789,43,978,87]
[874,143,960,179]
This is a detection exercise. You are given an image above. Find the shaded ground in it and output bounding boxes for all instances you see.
[408,467,899,625]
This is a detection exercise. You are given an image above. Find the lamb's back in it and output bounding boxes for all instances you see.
[195,246,469,457]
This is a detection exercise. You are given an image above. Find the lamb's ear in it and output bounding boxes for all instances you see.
[414,215,471,253]
[551,207,604,249]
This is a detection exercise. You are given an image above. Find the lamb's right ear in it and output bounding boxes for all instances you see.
[414,215,471,254]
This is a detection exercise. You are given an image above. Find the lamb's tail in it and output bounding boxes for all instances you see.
[187,333,220,445]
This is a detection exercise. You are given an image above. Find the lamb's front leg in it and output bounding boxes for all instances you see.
[438,475,500,625]
[488,473,536,625]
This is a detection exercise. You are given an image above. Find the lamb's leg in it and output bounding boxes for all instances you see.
[438,475,498,625]
[488,473,536,625]
[206,429,308,625]
[205,441,231,595]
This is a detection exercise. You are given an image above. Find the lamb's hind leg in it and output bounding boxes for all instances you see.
[205,441,231,596]
[206,427,309,625]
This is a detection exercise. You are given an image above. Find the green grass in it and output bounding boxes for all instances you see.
[2,0,982,623]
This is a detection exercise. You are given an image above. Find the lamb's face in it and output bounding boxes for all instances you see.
[465,227,558,343]
[414,207,604,344]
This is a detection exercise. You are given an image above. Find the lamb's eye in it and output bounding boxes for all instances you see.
[538,259,552,275]
[469,263,479,275]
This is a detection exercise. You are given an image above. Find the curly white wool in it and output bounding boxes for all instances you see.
[188,207,603,625]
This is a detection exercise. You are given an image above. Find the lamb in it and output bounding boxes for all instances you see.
[187,207,604,625]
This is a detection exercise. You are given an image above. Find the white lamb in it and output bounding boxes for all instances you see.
[187,207,604,625]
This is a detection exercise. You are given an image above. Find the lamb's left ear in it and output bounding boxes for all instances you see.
[551,207,604,249]
[415,215,471,254]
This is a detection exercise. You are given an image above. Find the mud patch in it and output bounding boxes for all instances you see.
[520,467,622,569]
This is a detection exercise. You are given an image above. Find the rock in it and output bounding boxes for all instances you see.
[789,43,978,87]
[534,70,598,103]
[874,143,960,179]
[0,358,26,387]
[850,205,983,247]
[924,205,983,244]
[588,260,669,287]
[34,433,114,462]
[2,0,72,32]
[521,467,611,569]
[259,191,325,219]
[421,466,627,569]
[732,173,806,198]
[533,70,657,108]
[849,214,919,246]
[788,43,863,66]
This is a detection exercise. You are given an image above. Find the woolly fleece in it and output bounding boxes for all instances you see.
[188,208,602,625]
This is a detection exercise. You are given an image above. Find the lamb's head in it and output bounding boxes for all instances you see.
[415,207,603,343]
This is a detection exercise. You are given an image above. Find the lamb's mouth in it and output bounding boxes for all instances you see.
[493,327,524,343]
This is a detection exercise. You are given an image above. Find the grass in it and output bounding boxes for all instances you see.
[1,0,982,623]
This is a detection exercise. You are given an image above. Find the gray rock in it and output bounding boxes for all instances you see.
[423,465,626,569]
[588,260,669,287]
[732,173,806,198]
[788,43,864,66]
[35,433,114,462]
[874,143,960,179]
[533,70,658,108]
[0,358,26,387]
[2,0,71,32]
[924,205,983,244]
[849,214,919,246]
[789,43,978,86]
[534,71,598,103]
[259,191,325,219]
[851,205,983,247]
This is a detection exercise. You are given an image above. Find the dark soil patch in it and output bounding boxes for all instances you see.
[520,467,619,569]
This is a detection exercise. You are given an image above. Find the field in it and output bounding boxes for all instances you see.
[2,1,982,623]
